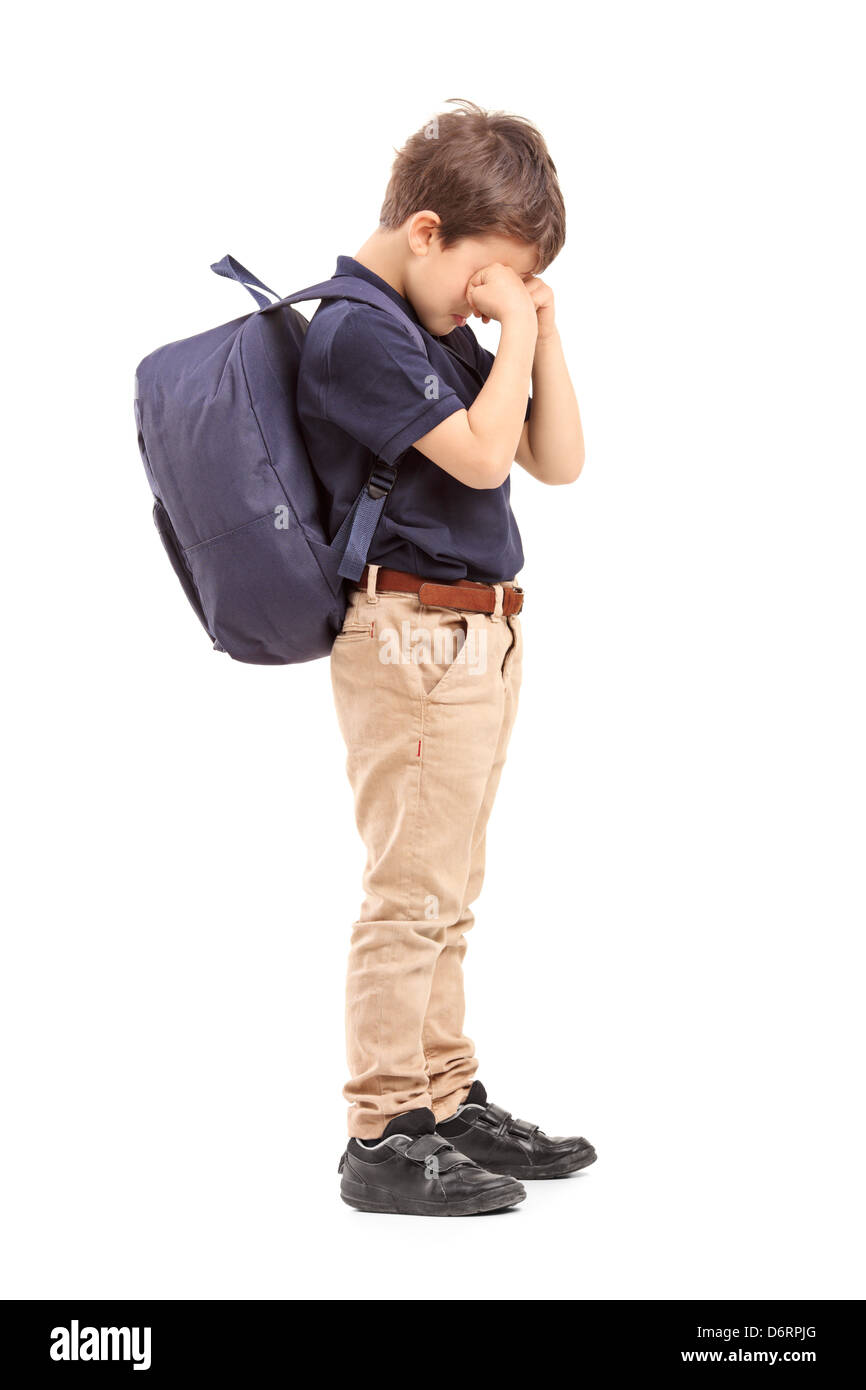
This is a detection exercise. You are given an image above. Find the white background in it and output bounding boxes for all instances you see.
[2,0,863,1301]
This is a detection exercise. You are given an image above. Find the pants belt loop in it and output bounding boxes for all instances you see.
[365,564,380,604]
[491,582,504,622]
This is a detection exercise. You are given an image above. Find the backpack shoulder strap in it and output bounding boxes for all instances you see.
[210,257,426,354]
[210,257,427,586]
[281,275,426,354]
[284,276,428,584]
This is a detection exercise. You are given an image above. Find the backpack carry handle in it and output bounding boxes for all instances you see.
[210,254,280,310]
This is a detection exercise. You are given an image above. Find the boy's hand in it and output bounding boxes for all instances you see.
[524,275,557,342]
[466,263,537,332]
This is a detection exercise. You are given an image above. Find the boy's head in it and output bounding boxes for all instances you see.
[377,99,566,336]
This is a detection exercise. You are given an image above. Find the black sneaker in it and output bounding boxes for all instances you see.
[339,1106,526,1216]
[436,1081,597,1180]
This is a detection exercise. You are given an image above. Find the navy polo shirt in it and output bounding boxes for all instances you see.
[296,255,530,584]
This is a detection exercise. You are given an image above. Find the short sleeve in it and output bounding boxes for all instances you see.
[317,306,466,464]
[472,339,532,421]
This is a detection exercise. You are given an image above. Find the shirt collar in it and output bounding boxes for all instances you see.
[334,255,423,328]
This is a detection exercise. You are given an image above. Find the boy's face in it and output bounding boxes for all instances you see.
[407,232,541,337]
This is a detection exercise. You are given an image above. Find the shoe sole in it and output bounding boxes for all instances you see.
[340,1178,526,1216]
[482,1148,598,1180]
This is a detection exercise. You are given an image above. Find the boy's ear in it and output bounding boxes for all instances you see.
[406,210,443,256]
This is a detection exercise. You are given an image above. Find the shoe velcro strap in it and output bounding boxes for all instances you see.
[508,1117,540,1140]
[404,1134,452,1163]
[479,1103,512,1132]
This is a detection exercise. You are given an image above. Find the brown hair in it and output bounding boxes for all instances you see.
[379,99,566,272]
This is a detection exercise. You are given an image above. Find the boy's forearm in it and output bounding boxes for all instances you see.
[525,330,585,484]
[466,315,537,486]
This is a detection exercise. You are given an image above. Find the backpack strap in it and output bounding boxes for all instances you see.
[285,275,428,583]
[211,258,428,584]
[329,457,406,581]
[282,276,426,353]
[210,259,426,352]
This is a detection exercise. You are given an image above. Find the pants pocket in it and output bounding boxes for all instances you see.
[333,589,372,643]
[415,608,472,701]
[501,613,523,683]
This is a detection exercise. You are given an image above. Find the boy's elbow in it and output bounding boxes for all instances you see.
[465,451,513,490]
[483,458,515,489]
[551,448,586,485]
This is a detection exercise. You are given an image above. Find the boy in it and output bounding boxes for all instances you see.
[297,100,595,1216]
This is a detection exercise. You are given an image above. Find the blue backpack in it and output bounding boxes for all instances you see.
[133,254,427,664]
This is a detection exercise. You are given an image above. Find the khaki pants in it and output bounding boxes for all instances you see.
[330,565,524,1139]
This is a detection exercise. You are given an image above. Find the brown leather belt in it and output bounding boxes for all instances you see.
[355,564,525,616]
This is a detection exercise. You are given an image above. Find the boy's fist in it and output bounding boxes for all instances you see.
[523,275,557,341]
[466,263,537,330]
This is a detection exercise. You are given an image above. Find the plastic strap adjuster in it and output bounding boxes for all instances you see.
[366,461,397,500]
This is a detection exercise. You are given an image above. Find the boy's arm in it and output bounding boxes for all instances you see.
[514,321,585,486]
[414,265,584,489]
[412,264,538,491]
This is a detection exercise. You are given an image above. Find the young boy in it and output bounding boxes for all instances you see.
[297,100,595,1216]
